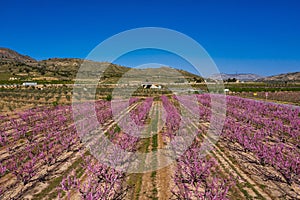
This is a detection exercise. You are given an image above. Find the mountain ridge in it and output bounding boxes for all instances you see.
[1,47,299,82]
[259,72,300,81]
[0,48,36,63]
[209,73,264,81]
[0,47,203,83]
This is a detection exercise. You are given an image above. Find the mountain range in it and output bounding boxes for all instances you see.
[0,47,299,82]
[259,72,300,82]
[0,47,203,83]
[208,73,264,81]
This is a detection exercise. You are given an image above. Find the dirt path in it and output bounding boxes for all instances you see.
[127,102,157,200]
[155,101,174,200]
[127,101,175,200]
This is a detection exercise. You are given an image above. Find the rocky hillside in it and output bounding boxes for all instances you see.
[209,73,263,81]
[0,47,203,83]
[260,72,300,82]
[0,48,36,63]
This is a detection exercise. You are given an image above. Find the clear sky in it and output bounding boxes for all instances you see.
[1,0,299,76]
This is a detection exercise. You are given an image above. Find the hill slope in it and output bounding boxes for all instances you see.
[209,73,263,81]
[0,47,203,83]
[0,48,36,63]
[260,72,300,81]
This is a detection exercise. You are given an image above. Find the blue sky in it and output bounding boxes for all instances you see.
[1,0,299,76]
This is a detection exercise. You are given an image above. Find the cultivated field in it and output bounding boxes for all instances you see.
[0,91,299,199]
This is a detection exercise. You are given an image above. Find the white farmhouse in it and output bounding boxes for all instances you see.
[22,82,37,86]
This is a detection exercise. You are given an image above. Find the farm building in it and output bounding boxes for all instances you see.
[141,83,162,89]
[22,82,37,86]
